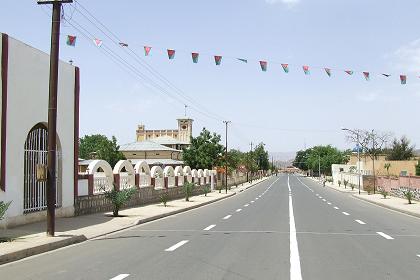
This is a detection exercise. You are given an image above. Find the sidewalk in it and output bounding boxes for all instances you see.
[306,176,420,219]
[0,176,269,265]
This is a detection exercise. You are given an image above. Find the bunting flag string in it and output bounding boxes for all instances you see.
[303,65,310,75]
[345,70,354,75]
[66,35,76,46]
[167,49,176,59]
[281,64,289,73]
[144,46,152,56]
[363,72,370,81]
[259,61,267,72]
[214,55,222,65]
[324,68,331,77]
[192,52,199,63]
[93,38,103,47]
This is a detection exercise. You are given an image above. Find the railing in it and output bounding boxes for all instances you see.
[167,177,175,188]
[139,174,150,187]
[154,178,164,189]
[93,175,112,194]
[119,173,131,190]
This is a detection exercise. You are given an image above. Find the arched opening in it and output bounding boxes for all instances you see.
[175,166,184,186]
[134,160,151,187]
[87,160,113,194]
[151,166,164,189]
[113,160,135,189]
[163,166,175,188]
[183,166,192,183]
[23,123,62,213]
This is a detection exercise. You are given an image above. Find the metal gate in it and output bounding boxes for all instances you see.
[23,125,61,213]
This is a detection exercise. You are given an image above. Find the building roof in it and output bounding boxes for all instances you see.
[129,159,184,166]
[119,140,181,152]
[152,136,189,145]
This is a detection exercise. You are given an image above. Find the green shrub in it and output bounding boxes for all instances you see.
[338,180,341,187]
[379,189,389,199]
[0,201,11,221]
[104,185,136,217]
[203,185,210,196]
[365,185,373,195]
[160,192,169,207]
[350,183,355,191]
[184,182,195,201]
[343,179,348,189]
[402,189,414,204]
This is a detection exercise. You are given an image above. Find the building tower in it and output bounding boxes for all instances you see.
[177,118,193,143]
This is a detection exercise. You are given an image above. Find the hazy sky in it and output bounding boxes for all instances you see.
[2,0,420,155]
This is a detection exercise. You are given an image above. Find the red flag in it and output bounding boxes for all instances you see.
[259,61,267,72]
[144,46,152,56]
[167,49,175,59]
[363,72,370,81]
[400,75,407,84]
[345,70,354,75]
[191,52,199,63]
[214,55,222,65]
[302,65,310,75]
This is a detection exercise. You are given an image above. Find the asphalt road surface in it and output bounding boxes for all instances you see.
[1,174,420,280]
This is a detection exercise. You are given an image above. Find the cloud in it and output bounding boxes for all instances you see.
[265,0,300,8]
[392,39,420,73]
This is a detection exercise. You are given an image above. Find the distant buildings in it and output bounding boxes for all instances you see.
[120,118,193,167]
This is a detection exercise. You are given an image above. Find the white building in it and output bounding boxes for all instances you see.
[0,33,79,228]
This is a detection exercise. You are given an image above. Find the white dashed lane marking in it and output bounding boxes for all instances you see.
[322,199,326,202]
[355,220,366,225]
[223,215,232,220]
[244,204,249,207]
[236,209,242,212]
[327,202,331,205]
[165,240,189,251]
[334,206,339,210]
[203,224,216,231]
[342,212,350,216]
[251,201,255,203]
[377,232,394,240]
[109,274,130,280]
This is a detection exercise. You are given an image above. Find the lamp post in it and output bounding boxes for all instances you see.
[342,128,361,195]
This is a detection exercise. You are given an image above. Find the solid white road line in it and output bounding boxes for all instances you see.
[342,212,350,216]
[334,206,339,210]
[165,240,189,251]
[377,232,394,240]
[223,215,232,220]
[236,208,242,212]
[244,204,249,207]
[288,175,303,280]
[110,274,130,280]
[203,224,216,231]
[355,220,366,225]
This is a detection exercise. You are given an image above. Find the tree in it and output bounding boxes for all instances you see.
[416,160,420,176]
[386,136,415,160]
[79,134,125,167]
[182,128,224,169]
[293,149,312,171]
[305,145,350,176]
[226,149,245,174]
[253,143,270,170]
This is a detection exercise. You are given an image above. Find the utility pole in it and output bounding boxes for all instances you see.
[38,0,73,237]
[249,142,253,182]
[223,121,231,194]
[371,129,376,194]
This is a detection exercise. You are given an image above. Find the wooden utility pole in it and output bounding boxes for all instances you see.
[38,0,73,237]
[223,121,231,194]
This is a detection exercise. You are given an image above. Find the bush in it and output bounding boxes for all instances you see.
[350,183,355,191]
[0,201,11,221]
[184,182,195,201]
[402,189,414,204]
[379,189,389,199]
[104,185,136,217]
[203,185,210,196]
[338,180,341,187]
[365,185,373,195]
[343,179,348,189]
[160,192,169,207]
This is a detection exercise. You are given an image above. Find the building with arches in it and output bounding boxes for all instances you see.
[0,33,79,228]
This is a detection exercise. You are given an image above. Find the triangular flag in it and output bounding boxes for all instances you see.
[363,72,370,81]
[400,75,407,85]
[144,46,152,56]
[191,52,199,63]
[303,65,310,75]
[345,70,354,75]
[382,73,391,77]
[119,42,128,47]
[214,55,222,65]
[167,49,175,59]
[324,68,331,77]
[259,61,267,72]
[237,58,248,63]
[93,38,103,47]
[281,64,289,73]
[66,35,76,46]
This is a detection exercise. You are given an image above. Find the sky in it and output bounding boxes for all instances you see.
[1,0,420,158]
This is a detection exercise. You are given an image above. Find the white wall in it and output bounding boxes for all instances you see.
[0,34,76,227]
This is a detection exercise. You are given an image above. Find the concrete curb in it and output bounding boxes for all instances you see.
[0,177,272,265]
[352,194,420,219]
[0,235,87,265]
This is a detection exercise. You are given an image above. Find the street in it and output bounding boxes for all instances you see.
[1,174,420,280]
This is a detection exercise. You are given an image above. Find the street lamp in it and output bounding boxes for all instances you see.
[341,128,361,195]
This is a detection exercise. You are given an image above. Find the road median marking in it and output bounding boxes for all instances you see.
[223,215,232,220]
[165,240,189,251]
[288,175,303,280]
[203,224,216,231]
[355,220,366,225]
[236,208,242,212]
[244,204,249,207]
[377,232,394,240]
[334,206,339,210]
[110,274,130,280]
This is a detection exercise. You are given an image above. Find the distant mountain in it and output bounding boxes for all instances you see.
[269,152,296,168]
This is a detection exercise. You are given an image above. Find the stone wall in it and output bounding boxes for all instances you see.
[74,184,208,216]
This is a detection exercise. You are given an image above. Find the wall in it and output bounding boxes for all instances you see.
[0,34,77,227]
[348,154,417,177]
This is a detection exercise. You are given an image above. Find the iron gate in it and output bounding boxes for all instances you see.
[23,125,61,213]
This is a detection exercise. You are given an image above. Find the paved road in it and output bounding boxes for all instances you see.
[1,174,420,279]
